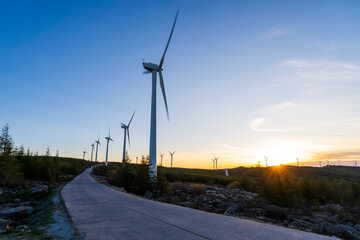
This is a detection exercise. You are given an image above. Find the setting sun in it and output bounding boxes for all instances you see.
[255,142,301,166]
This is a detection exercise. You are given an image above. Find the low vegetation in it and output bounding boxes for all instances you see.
[92,159,360,239]
[0,123,94,236]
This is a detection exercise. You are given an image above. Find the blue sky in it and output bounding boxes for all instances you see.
[1,0,360,168]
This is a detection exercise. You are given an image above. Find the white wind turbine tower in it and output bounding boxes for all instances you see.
[169,151,176,168]
[338,159,341,166]
[104,128,114,166]
[211,158,215,170]
[327,159,330,167]
[212,157,219,170]
[121,112,135,167]
[142,10,179,180]
[160,153,165,167]
[82,150,86,160]
[355,160,358,168]
[264,156,269,167]
[90,143,95,162]
[95,137,101,163]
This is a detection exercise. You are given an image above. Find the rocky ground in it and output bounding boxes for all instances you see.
[0,180,80,239]
[93,174,360,240]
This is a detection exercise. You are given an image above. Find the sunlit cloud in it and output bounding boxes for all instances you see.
[261,28,287,39]
[282,59,360,82]
[310,149,360,161]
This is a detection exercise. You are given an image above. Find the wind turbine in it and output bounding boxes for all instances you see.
[355,160,358,168]
[212,157,219,170]
[160,153,165,167]
[82,150,86,160]
[297,158,299,167]
[142,10,179,180]
[90,143,95,162]
[136,156,138,164]
[105,127,114,166]
[121,112,135,167]
[95,137,101,163]
[211,158,215,170]
[169,151,176,168]
[318,160,322,167]
[338,159,341,166]
[264,156,269,167]
[327,159,330,167]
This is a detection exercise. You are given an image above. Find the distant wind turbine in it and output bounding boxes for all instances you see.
[169,151,176,168]
[95,137,101,163]
[211,158,215,170]
[355,160,358,168]
[264,156,269,167]
[121,112,135,167]
[136,156,138,164]
[297,158,299,167]
[142,10,179,180]
[90,143,95,162]
[212,157,219,170]
[160,153,165,167]
[338,159,341,166]
[104,127,114,166]
[318,160,322,167]
[83,150,86,160]
[327,159,330,167]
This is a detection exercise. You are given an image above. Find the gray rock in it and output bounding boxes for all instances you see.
[144,191,153,199]
[354,224,360,232]
[224,207,237,216]
[179,202,192,208]
[0,206,33,219]
[320,222,332,234]
[0,218,13,231]
[13,198,21,203]
[30,184,49,194]
[343,230,360,240]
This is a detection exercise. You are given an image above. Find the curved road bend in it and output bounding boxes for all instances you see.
[62,168,332,240]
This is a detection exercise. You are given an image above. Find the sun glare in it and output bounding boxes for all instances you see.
[255,142,301,166]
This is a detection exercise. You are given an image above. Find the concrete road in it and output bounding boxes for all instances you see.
[62,168,332,240]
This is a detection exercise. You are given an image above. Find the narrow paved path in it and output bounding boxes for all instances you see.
[62,168,332,240]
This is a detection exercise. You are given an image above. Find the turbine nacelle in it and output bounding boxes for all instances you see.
[121,123,128,129]
[105,137,113,142]
[143,62,162,72]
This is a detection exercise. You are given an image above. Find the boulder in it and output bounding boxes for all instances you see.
[30,183,49,195]
[354,224,360,232]
[179,202,192,208]
[0,206,33,219]
[0,218,13,231]
[224,206,237,216]
[144,191,153,199]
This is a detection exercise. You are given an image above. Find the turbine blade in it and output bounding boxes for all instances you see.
[159,10,179,68]
[143,71,151,75]
[128,111,135,127]
[159,71,169,120]
[127,129,130,147]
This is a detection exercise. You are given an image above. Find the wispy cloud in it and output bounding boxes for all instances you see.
[282,59,360,82]
[255,102,297,114]
[261,28,287,39]
[310,150,360,161]
[248,118,306,133]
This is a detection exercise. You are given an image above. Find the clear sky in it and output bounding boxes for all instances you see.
[1,0,360,169]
